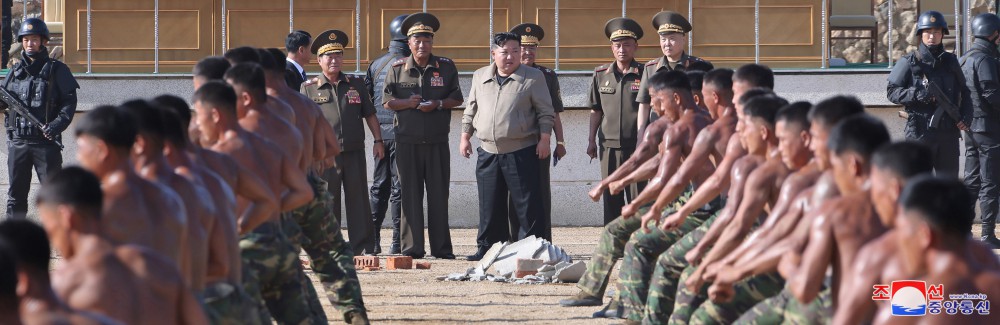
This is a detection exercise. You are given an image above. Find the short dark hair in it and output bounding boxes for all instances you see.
[808,95,865,129]
[686,60,715,73]
[744,95,788,129]
[152,94,192,132]
[193,80,238,118]
[492,32,520,49]
[703,68,734,93]
[266,48,288,72]
[224,46,261,65]
[737,88,774,106]
[649,70,692,93]
[0,219,52,272]
[285,30,312,52]
[255,48,281,72]
[224,62,268,102]
[872,141,934,180]
[193,56,231,81]
[0,240,16,302]
[74,105,137,150]
[734,64,774,90]
[148,98,189,149]
[120,99,167,144]
[899,175,974,239]
[828,114,891,160]
[775,101,812,131]
[686,70,705,92]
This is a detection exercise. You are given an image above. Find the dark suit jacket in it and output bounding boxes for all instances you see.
[285,60,306,91]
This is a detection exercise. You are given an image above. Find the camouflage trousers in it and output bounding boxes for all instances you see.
[240,219,314,325]
[640,210,722,324]
[280,213,328,324]
[202,280,263,325]
[285,173,366,322]
[669,270,784,325]
[576,187,694,298]
[734,286,832,325]
[620,205,721,321]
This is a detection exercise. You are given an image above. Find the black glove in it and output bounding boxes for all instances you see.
[915,83,934,104]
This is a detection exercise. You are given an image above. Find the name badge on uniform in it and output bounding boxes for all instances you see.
[599,80,615,94]
[430,72,444,87]
[400,82,417,88]
[631,80,641,91]
[346,89,362,104]
[313,96,330,104]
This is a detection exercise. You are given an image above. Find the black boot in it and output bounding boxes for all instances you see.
[982,224,1000,248]
[466,246,489,261]
[372,228,382,255]
[389,204,402,254]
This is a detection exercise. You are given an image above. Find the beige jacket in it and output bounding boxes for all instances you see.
[462,63,555,154]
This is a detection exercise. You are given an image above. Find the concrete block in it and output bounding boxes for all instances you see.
[475,241,508,271]
[516,258,544,272]
[554,261,586,283]
[415,261,432,270]
[354,256,379,269]
[386,256,413,270]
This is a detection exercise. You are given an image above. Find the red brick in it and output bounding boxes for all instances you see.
[354,256,379,269]
[415,261,432,269]
[386,256,413,270]
[514,270,536,278]
[365,266,380,271]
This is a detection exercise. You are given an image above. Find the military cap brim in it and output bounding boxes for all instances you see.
[605,17,643,41]
[510,23,545,46]
[311,30,350,56]
[401,13,440,37]
[652,11,692,34]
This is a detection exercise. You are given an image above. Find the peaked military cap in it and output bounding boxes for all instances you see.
[401,12,440,37]
[652,11,692,35]
[311,30,349,56]
[605,17,643,41]
[510,23,544,46]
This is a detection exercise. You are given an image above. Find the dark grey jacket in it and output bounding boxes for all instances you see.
[961,38,1000,133]
[888,43,972,135]
[365,41,409,140]
[2,48,78,142]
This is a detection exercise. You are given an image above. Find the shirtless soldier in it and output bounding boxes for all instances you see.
[875,176,1000,324]
[72,105,190,279]
[38,166,208,325]
[0,219,121,325]
[193,81,317,324]
[121,99,212,292]
[261,48,370,323]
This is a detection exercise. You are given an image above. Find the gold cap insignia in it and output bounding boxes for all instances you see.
[521,35,539,46]
[25,24,33,30]
[610,29,638,40]
[407,23,435,36]
[930,16,937,22]
[317,43,345,56]
[658,23,684,34]
[329,33,337,40]
[525,26,532,33]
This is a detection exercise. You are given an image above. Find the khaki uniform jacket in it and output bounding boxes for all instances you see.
[301,73,376,152]
[382,55,463,144]
[462,63,555,154]
[635,53,708,105]
[589,60,643,149]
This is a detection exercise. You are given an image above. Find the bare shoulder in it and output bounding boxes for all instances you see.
[114,245,185,285]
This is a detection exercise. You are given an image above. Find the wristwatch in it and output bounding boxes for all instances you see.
[374,139,384,144]
[556,141,566,146]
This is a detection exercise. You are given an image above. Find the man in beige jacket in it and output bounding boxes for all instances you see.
[460,32,556,261]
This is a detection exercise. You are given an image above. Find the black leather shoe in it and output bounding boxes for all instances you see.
[591,298,623,318]
[404,252,425,259]
[559,291,603,307]
[389,242,401,255]
[982,236,1000,249]
[433,253,456,260]
[466,247,489,261]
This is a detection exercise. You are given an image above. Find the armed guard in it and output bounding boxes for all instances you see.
[365,14,410,255]
[1,18,79,219]
[888,10,972,178]
[508,22,566,241]
[961,13,1000,248]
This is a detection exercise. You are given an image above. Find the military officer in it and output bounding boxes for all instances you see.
[383,13,463,259]
[1,18,79,219]
[507,23,566,241]
[301,29,384,255]
[365,14,409,255]
[586,17,645,225]
[636,11,712,134]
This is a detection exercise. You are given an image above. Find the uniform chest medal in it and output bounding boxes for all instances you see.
[430,72,444,87]
[631,80,640,91]
[346,88,362,104]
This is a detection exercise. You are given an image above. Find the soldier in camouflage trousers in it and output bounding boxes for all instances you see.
[202,280,265,325]
[285,172,369,323]
[240,219,315,325]
[619,196,724,322]
[670,268,784,325]
[561,187,695,307]
[734,286,832,324]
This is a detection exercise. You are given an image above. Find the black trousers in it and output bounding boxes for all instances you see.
[904,116,960,178]
[475,145,543,249]
[323,150,375,254]
[964,131,1000,233]
[6,140,62,219]
[396,142,453,257]
[508,156,550,241]
[369,139,401,249]
[600,146,642,225]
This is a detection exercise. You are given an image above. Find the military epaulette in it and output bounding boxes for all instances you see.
[594,64,610,72]
[688,56,704,62]
[392,58,406,67]
[302,77,320,87]
[437,57,453,62]
[645,59,658,66]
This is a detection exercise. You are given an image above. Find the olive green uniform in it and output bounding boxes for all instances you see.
[301,73,377,255]
[382,55,463,257]
[590,60,644,224]
[636,53,709,124]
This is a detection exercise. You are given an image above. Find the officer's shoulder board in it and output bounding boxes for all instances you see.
[302,77,320,88]
[594,64,611,72]
[645,59,659,67]
[437,57,453,62]
[391,58,407,67]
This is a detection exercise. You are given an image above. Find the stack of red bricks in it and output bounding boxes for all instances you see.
[354,256,432,271]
